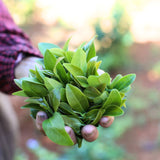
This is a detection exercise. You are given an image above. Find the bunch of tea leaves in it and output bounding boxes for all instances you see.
[13,38,136,147]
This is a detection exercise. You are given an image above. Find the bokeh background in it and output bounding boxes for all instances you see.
[4,0,160,159]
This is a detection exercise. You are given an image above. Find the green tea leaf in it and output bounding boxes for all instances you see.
[12,90,28,97]
[93,91,108,104]
[114,74,136,91]
[109,74,123,89]
[102,89,122,109]
[84,87,101,99]
[83,37,96,62]
[30,108,39,119]
[63,63,84,77]
[62,115,83,135]
[104,105,124,116]
[49,48,65,57]
[65,51,74,63]
[21,103,45,111]
[76,76,89,88]
[22,80,48,97]
[44,77,63,91]
[42,112,74,146]
[14,79,22,89]
[38,42,60,56]
[35,66,45,83]
[48,89,60,112]
[56,61,68,84]
[59,102,80,120]
[71,48,87,72]
[44,50,56,71]
[66,84,89,113]
[91,108,106,125]
[83,109,99,123]
[63,37,71,51]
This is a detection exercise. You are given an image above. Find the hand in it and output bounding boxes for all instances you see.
[36,111,114,144]
[15,57,114,144]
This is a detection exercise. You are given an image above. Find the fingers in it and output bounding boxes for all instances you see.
[36,111,48,135]
[65,126,77,145]
[81,125,99,142]
[99,116,114,128]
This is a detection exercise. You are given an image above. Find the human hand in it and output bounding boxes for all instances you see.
[15,57,114,144]
[36,111,114,144]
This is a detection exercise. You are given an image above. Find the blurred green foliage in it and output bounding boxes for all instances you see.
[95,0,133,72]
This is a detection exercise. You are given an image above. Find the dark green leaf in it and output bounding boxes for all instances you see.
[38,42,60,56]
[42,112,74,146]
[62,115,83,135]
[66,84,89,113]
[60,88,67,102]
[56,61,68,84]
[83,109,99,123]
[21,103,45,111]
[22,80,48,97]
[59,102,80,120]
[91,108,106,125]
[30,108,39,119]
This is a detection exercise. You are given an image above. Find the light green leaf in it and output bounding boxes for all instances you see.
[109,74,123,89]
[102,89,122,109]
[49,48,65,57]
[38,42,60,56]
[114,74,136,91]
[64,51,74,63]
[76,76,89,88]
[44,50,56,71]
[42,112,74,146]
[93,91,108,104]
[104,105,124,116]
[12,90,28,97]
[63,63,84,77]
[84,87,101,99]
[35,66,45,83]
[83,37,97,62]
[66,84,89,113]
[44,77,63,91]
[48,89,60,112]
[71,48,87,72]
[63,37,71,51]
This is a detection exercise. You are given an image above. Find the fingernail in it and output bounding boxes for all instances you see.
[37,111,48,122]
[99,116,114,128]
[65,126,77,145]
[81,125,99,142]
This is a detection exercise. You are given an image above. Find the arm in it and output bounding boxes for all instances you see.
[0,0,41,94]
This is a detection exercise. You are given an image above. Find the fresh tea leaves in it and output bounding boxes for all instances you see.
[13,37,136,147]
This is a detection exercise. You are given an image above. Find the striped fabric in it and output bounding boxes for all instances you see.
[0,0,41,94]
